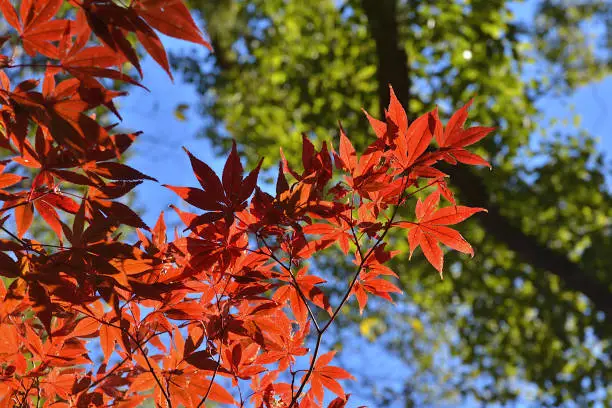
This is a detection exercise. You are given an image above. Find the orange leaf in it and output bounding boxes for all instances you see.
[99,324,116,364]
[15,202,34,238]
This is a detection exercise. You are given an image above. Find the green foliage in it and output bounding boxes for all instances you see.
[173,0,612,405]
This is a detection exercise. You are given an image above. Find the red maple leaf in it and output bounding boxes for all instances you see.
[307,351,354,403]
[0,0,68,59]
[165,142,262,228]
[433,100,496,167]
[396,190,486,276]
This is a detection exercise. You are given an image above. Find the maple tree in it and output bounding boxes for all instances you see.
[0,1,494,407]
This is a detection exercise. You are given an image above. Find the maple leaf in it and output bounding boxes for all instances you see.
[53,18,143,91]
[223,342,266,381]
[0,0,68,59]
[274,267,332,323]
[249,156,343,233]
[83,160,157,183]
[433,101,496,167]
[87,190,148,230]
[28,281,55,335]
[257,319,309,371]
[307,351,355,403]
[396,190,486,276]
[353,272,402,313]
[132,0,212,50]
[136,211,168,257]
[332,127,388,197]
[384,86,438,171]
[0,161,24,199]
[77,1,144,77]
[349,245,402,313]
[165,143,262,228]
[0,75,49,152]
[189,377,236,405]
[327,394,352,408]
[3,189,80,240]
[184,349,221,372]
[77,0,211,79]
[280,135,334,194]
[302,213,353,255]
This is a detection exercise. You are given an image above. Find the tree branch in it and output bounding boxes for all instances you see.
[361,0,411,116]
[446,165,612,318]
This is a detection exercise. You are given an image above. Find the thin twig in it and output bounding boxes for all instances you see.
[87,356,129,390]
[78,310,173,406]
[196,274,232,408]
[256,233,323,334]
[349,191,364,259]
[289,177,409,407]
[0,189,54,214]
[0,225,28,247]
